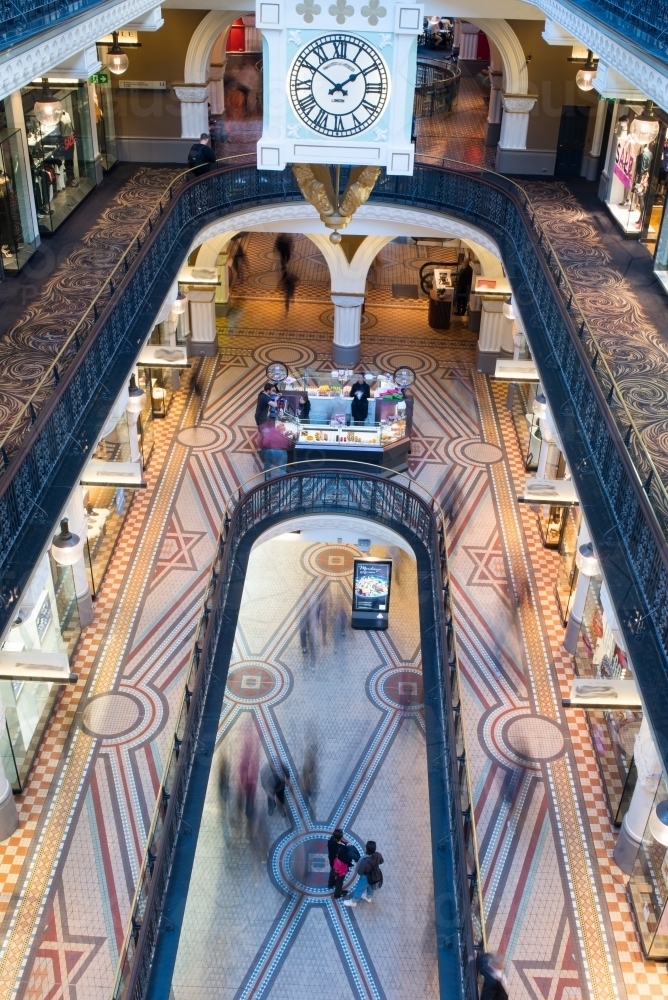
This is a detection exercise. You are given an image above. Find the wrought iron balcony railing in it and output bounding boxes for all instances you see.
[0,0,110,49]
[110,463,485,1000]
[0,155,667,791]
[569,0,668,60]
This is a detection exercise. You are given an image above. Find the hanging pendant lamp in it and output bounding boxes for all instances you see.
[34,79,63,128]
[107,32,129,75]
[575,51,597,92]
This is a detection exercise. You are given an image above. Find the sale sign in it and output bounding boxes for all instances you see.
[614,140,635,187]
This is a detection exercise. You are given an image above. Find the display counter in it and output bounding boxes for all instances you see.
[280,416,409,471]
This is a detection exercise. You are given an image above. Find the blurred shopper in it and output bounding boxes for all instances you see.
[280,269,299,312]
[479,954,509,1000]
[455,259,473,315]
[187,133,216,176]
[275,234,293,270]
[255,421,291,479]
[328,830,360,900]
[255,382,273,426]
[344,840,384,906]
[260,762,287,816]
[237,732,258,827]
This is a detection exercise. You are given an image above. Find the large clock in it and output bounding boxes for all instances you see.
[289,33,389,138]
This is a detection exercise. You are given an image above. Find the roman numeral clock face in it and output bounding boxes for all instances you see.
[289,34,389,137]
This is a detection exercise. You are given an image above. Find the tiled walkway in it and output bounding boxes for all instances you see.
[2,232,665,999]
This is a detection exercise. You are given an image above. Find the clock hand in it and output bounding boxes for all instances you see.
[313,66,343,89]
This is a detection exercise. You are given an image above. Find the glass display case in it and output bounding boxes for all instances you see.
[93,71,117,171]
[23,81,96,234]
[0,126,38,274]
[628,777,668,959]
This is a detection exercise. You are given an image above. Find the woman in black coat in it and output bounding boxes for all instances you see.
[349,376,371,424]
[479,953,509,1000]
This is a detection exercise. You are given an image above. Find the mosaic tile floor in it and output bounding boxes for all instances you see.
[0,234,665,1000]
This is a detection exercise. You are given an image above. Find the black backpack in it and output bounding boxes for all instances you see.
[344,844,361,865]
[187,143,206,169]
[368,863,383,887]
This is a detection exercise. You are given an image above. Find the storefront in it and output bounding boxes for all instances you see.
[628,776,668,958]
[91,71,118,171]
[0,551,80,791]
[22,79,97,234]
[0,99,39,275]
[137,327,191,419]
[603,101,668,244]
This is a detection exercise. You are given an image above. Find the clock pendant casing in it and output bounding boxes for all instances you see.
[257,1,423,175]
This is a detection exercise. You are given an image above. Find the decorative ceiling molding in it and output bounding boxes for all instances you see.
[0,0,160,101]
[533,0,668,111]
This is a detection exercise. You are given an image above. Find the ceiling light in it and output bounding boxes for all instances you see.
[630,101,660,144]
[172,292,187,315]
[107,32,129,75]
[576,51,597,92]
[34,79,63,127]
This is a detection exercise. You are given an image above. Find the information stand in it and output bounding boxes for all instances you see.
[351,559,392,630]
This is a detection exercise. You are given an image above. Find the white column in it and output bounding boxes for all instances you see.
[216,252,230,305]
[0,702,18,841]
[485,71,504,147]
[189,290,217,357]
[5,90,40,246]
[453,19,462,48]
[498,95,537,150]
[126,378,146,466]
[563,542,599,653]
[459,22,480,59]
[613,718,662,873]
[208,65,226,116]
[332,293,364,365]
[174,86,210,139]
[52,516,94,628]
[536,425,551,479]
[86,80,103,182]
[583,98,608,181]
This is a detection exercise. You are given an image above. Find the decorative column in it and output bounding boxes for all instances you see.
[216,252,230,305]
[613,718,663,873]
[485,71,504,147]
[208,65,226,116]
[332,294,364,365]
[563,541,599,653]
[189,290,217,357]
[498,95,537,151]
[459,22,480,60]
[52,518,94,628]
[126,376,146,465]
[583,98,608,181]
[5,90,40,245]
[476,300,514,373]
[453,19,461,48]
[174,85,210,139]
[0,701,18,841]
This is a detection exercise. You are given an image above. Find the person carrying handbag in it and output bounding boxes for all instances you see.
[344,840,384,906]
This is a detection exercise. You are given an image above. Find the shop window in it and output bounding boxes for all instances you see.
[93,72,118,172]
[23,81,96,234]
[507,382,540,472]
[628,775,668,959]
[554,506,581,625]
[0,552,81,790]
[604,107,668,244]
[0,119,38,275]
[83,485,134,598]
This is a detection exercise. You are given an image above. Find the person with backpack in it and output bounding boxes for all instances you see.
[344,840,384,906]
[187,133,216,176]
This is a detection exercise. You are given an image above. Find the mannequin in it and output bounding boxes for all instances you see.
[633,144,652,228]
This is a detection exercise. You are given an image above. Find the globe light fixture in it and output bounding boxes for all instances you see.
[34,79,63,128]
[172,292,188,315]
[532,392,547,419]
[630,101,660,144]
[126,374,146,414]
[575,51,597,92]
[107,32,129,75]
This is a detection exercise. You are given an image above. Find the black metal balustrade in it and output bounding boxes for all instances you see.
[0,0,108,48]
[414,58,461,117]
[111,466,485,1000]
[1,154,668,790]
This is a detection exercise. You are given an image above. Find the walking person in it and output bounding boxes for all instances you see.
[344,840,384,906]
[260,762,287,816]
[349,374,371,425]
[255,421,291,479]
[328,830,360,900]
[479,954,509,1000]
[187,133,216,176]
[279,269,298,312]
[274,234,293,270]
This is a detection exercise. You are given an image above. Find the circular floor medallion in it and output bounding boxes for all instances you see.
[225,661,288,706]
[304,544,355,578]
[253,344,316,368]
[374,667,423,713]
[460,441,503,466]
[504,715,565,764]
[273,829,363,897]
[82,692,144,740]
[373,349,437,376]
[177,425,224,449]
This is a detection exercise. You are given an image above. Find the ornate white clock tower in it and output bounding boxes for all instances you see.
[257,0,423,175]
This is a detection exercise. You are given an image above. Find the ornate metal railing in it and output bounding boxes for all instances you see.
[570,0,668,59]
[111,464,485,1000]
[414,57,460,117]
[0,0,109,48]
[2,155,668,773]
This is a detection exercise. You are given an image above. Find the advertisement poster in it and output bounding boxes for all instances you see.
[353,560,392,613]
[614,140,635,187]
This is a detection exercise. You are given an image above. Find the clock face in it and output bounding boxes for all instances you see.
[289,33,389,137]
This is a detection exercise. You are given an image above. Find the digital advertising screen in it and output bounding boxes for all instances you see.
[353,560,392,613]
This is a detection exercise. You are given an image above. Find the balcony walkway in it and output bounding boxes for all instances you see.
[0,233,664,1000]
